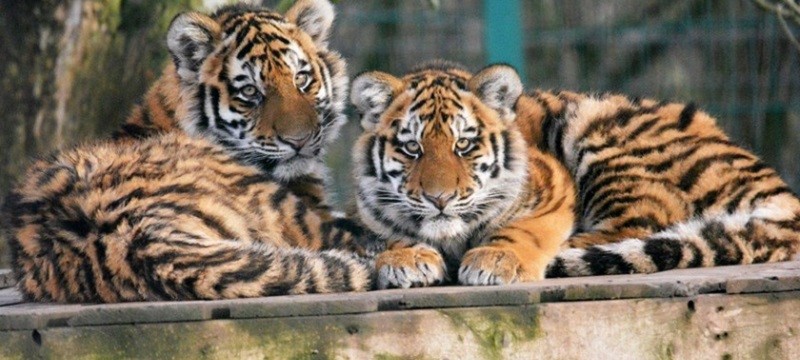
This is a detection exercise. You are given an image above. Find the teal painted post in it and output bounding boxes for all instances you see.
[484,0,526,80]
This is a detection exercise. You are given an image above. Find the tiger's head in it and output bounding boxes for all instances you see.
[166,0,347,180]
[351,61,529,247]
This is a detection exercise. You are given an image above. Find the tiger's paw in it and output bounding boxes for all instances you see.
[459,246,542,286]
[375,243,447,289]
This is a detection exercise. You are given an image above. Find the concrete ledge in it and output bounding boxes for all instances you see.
[1,262,799,358]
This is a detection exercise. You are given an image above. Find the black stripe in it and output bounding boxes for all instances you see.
[627,117,660,139]
[545,257,568,278]
[684,240,704,268]
[701,221,742,266]
[270,187,291,208]
[215,250,275,292]
[678,153,753,191]
[36,165,76,188]
[501,130,513,170]
[582,247,635,275]
[725,185,751,213]
[748,186,792,206]
[114,123,151,139]
[377,136,388,182]
[231,173,274,188]
[677,103,697,130]
[293,201,312,240]
[197,87,209,131]
[643,238,683,271]
[489,133,500,178]
[144,203,239,240]
[140,106,153,126]
[574,138,618,169]
[692,189,722,213]
[577,107,639,142]
[209,87,230,133]
[236,40,255,60]
[93,238,121,300]
[127,232,173,299]
[357,192,419,239]
[363,135,377,177]
[618,216,663,232]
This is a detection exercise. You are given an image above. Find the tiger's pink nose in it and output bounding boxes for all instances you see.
[423,191,457,210]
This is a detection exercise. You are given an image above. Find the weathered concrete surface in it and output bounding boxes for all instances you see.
[1,261,799,359]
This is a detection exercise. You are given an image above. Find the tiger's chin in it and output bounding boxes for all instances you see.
[418,216,471,242]
[271,155,326,181]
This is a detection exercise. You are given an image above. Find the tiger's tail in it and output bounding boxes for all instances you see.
[546,201,800,277]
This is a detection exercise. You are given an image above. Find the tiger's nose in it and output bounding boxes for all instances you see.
[279,133,313,150]
[423,191,457,211]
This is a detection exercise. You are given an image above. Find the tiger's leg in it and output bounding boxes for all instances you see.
[458,205,575,285]
[460,150,576,285]
[373,240,448,289]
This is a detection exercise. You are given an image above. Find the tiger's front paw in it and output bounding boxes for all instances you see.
[459,246,542,286]
[375,243,447,289]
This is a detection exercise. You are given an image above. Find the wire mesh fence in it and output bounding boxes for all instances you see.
[312,0,800,205]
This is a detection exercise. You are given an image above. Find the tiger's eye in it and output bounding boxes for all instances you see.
[455,138,472,151]
[241,85,258,97]
[294,72,311,89]
[404,141,421,155]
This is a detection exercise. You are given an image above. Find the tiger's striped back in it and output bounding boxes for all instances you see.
[5,133,372,302]
[517,91,800,276]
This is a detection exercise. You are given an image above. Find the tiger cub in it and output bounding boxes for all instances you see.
[350,61,576,288]
[513,91,800,277]
[3,0,374,303]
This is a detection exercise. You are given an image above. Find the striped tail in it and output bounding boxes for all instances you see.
[546,207,800,277]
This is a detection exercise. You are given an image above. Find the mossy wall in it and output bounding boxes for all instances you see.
[0,0,221,267]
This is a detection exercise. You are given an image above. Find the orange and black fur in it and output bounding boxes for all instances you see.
[3,0,375,303]
[350,62,576,288]
[513,91,800,277]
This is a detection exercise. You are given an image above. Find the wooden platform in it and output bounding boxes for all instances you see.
[1,262,800,359]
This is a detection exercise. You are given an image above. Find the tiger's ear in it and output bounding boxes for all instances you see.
[285,0,335,49]
[167,12,221,84]
[468,64,523,122]
[351,71,404,131]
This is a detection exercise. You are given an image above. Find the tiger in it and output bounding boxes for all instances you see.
[2,0,376,303]
[349,61,577,288]
[513,90,800,277]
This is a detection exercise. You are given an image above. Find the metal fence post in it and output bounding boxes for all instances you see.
[484,0,526,80]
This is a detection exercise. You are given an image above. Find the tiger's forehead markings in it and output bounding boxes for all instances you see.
[219,11,286,34]
[406,73,468,126]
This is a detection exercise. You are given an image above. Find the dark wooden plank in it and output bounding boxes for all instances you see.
[1,261,799,332]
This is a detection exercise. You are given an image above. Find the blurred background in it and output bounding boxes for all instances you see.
[0,0,798,266]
